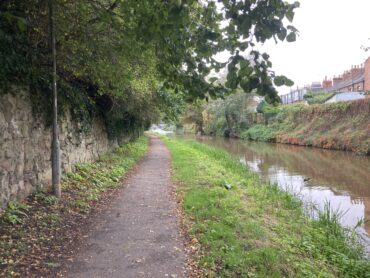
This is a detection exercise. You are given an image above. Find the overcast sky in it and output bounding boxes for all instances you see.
[262,0,370,94]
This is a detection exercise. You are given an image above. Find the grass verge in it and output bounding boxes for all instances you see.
[164,137,370,277]
[0,136,148,277]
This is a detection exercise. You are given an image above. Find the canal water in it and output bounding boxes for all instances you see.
[190,136,370,251]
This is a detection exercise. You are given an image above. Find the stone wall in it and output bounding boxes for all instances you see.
[0,88,117,209]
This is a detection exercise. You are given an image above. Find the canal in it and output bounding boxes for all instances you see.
[190,136,370,251]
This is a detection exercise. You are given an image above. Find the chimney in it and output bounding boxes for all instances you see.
[351,64,364,78]
[333,75,342,86]
[322,76,333,89]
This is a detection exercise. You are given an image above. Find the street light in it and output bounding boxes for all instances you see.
[49,0,61,197]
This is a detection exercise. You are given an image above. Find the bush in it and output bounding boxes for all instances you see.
[304,91,334,104]
[240,124,277,142]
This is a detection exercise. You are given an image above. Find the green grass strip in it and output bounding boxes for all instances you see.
[163,137,370,277]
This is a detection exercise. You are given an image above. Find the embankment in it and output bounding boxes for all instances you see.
[242,99,370,155]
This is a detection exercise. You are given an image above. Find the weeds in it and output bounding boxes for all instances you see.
[304,91,334,104]
[1,201,29,225]
[33,191,59,206]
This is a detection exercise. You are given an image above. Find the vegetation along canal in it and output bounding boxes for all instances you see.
[184,135,370,252]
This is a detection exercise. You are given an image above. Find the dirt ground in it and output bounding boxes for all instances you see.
[62,137,188,278]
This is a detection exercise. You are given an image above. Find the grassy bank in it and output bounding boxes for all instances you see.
[243,99,370,155]
[164,137,369,277]
[0,136,148,276]
[275,100,370,154]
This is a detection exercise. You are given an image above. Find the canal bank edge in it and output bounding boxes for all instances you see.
[163,136,370,277]
[241,99,370,155]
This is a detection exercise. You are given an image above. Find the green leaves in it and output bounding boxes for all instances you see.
[0,11,28,32]
[286,2,300,22]
[286,32,297,42]
[273,76,294,87]
[277,27,287,41]
[1,0,300,121]
[2,201,29,225]
[213,0,299,101]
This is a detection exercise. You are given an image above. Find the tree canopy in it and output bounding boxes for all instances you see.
[0,0,299,131]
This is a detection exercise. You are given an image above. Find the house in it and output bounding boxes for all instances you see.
[325,91,366,103]
[310,82,323,92]
[325,56,370,93]
[279,56,370,105]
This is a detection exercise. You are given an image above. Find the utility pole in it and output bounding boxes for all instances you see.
[49,0,61,197]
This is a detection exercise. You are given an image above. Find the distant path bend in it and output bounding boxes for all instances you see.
[66,136,187,278]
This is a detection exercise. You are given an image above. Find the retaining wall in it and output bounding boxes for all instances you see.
[0,88,117,208]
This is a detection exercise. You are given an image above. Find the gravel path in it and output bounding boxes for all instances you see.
[65,137,187,278]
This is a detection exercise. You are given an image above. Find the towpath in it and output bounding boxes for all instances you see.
[64,137,187,277]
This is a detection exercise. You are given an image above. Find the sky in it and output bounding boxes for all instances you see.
[261,0,370,95]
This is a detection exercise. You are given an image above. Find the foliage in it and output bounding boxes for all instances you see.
[33,192,59,206]
[256,99,279,113]
[164,137,370,277]
[190,92,258,136]
[1,201,29,225]
[181,101,206,134]
[304,90,334,104]
[240,124,277,142]
[0,0,300,134]
[244,99,370,154]
[183,95,369,154]
[0,136,148,276]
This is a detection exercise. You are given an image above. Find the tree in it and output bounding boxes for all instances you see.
[0,0,300,196]
[1,0,300,101]
[181,101,205,134]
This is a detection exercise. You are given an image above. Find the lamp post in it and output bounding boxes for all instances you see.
[49,0,61,197]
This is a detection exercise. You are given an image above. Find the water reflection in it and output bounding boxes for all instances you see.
[194,136,370,249]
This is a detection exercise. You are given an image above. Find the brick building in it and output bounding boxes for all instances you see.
[322,77,333,89]
[280,56,370,105]
[365,56,370,91]
[325,56,370,93]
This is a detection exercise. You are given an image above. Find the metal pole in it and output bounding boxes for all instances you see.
[49,0,61,197]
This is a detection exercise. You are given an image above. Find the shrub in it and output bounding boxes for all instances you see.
[304,91,334,104]
[241,124,277,142]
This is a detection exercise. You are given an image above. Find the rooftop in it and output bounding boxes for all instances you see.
[325,91,366,103]
[327,73,364,92]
